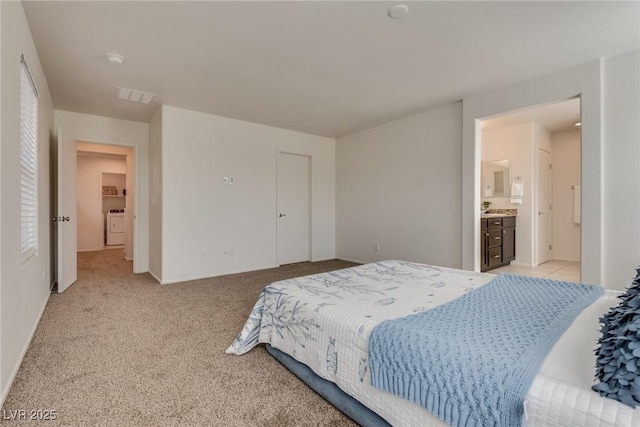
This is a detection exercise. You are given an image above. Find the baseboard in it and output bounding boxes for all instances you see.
[160,263,282,285]
[148,269,162,284]
[336,257,367,265]
[510,262,532,268]
[1,290,51,408]
[125,257,133,262]
[551,257,580,263]
[309,256,333,263]
[77,248,102,253]
[158,259,364,286]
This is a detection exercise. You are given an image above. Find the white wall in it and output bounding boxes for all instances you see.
[481,123,534,266]
[76,154,127,252]
[54,111,149,273]
[463,49,640,290]
[551,130,581,262]
[534,123,552,153]
[603,49,640,290]
[0,0,3,404]
[1,1,54,405]
[336,102,463,267]
[156,105,335,284]
[148,108,162,281]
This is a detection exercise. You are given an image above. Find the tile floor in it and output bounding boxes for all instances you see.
[491,260,581,282]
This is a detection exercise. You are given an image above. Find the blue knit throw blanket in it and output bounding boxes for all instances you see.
[369,274,604,427]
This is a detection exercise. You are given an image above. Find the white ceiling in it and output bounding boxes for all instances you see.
[482,97,581,134]
[22,1,639,138]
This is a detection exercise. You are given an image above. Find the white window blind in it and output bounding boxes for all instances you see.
[20,55,39,257]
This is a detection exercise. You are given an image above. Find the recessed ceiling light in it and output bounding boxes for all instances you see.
[388,4,409,19]
[106,53,125,65]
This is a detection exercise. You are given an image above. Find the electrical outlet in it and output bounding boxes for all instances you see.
[201,250,207,259]
[42,268,47,282]
[374,243,380,252]
[229,248,234,256]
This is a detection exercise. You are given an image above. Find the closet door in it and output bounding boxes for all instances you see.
[277,152,310,265]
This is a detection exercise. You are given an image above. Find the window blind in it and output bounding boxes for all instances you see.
[20,55,39,257]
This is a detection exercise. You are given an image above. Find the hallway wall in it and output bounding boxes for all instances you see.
[551,130,581,262]
[0,0,54,406]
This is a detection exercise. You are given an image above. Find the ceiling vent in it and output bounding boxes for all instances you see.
[115,87,156,104]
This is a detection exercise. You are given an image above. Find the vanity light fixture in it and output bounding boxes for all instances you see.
[388,4,409,19]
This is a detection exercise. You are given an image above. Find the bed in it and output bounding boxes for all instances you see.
[227,260,640,426]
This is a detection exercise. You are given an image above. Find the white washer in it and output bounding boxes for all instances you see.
[106,209,125,245]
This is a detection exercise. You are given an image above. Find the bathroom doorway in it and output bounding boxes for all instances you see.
[479,97,582,279]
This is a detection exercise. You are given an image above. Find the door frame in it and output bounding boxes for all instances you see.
[276,150,312,266]
[81,139,141,272]
[463,62,602,286]
[535,147,552,266]
[462,97,592,280]
[63,137,142,273]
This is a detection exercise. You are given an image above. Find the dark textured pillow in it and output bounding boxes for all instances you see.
[592,267,640,407]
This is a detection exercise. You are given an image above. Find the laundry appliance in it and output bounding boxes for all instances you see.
[106,209,125,246]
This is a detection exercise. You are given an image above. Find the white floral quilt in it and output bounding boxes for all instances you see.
[226,260,491,358]
[226,260,495,425]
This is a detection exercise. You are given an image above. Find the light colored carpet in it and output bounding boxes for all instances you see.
[1,250,359,426]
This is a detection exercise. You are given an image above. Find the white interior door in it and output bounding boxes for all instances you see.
[537,149,552,265]
[57,126,77,292]
[277,153,310,265]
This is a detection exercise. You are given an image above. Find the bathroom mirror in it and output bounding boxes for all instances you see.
[482,160,510,197]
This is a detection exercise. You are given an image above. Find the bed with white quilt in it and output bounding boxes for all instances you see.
[227,260,640,427]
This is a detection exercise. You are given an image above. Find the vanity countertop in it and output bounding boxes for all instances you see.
[481,208,518,218]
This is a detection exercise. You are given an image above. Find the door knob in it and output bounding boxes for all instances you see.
[279,213,287,217]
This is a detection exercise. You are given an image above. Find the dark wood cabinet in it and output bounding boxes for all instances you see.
[502,216,516,264]
[481,219,488,271]
[481,216,516,272]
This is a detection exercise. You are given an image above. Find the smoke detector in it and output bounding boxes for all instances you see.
[388,4,409,19]
[106,53,125,65]
[115,87,155,104]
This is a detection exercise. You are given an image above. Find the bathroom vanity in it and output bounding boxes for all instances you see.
[481,215,516,272]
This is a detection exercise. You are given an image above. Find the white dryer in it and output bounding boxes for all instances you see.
[106,209,125,245]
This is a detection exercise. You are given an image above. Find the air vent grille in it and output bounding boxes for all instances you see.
[115,87,156,104]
